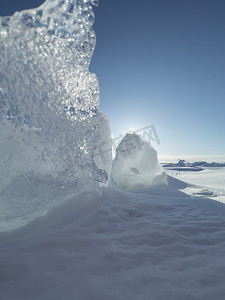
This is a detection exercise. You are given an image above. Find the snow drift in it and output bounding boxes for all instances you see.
[1,172,225,300]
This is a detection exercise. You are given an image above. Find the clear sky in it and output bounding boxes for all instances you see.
[1,0,225,158]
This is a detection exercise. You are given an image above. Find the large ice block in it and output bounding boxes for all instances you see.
[0,0,112,231]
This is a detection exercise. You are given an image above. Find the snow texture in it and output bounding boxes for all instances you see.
[165,165,225,204]
[1,171,225,300]
[0,0,112,231]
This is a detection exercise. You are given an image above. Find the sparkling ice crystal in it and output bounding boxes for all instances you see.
[0,0,112,231]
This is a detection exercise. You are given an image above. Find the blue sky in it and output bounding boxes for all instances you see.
[1,0,225,157]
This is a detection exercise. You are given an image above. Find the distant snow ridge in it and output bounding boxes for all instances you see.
[0,0,112,231]
[163,159,225,171]
[112,133,167,190]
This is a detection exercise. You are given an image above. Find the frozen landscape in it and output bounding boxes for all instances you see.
[1,0,225,299]
[1,162,225,300]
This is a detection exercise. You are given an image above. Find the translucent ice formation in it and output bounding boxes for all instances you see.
[111,134,166,191]
[0,0,112,231]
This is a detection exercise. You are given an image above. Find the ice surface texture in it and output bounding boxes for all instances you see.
[112,133,166,190]
[0,0,112,231]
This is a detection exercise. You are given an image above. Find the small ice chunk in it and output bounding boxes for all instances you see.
[111,133,166,190]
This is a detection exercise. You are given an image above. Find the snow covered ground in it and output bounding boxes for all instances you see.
[1,170,225,300]
[164,166,225,204]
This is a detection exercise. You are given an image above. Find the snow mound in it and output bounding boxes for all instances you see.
[111,133,166,190]
[0,0,112,231]
[193,189,215,197]
[1,180,225,300]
